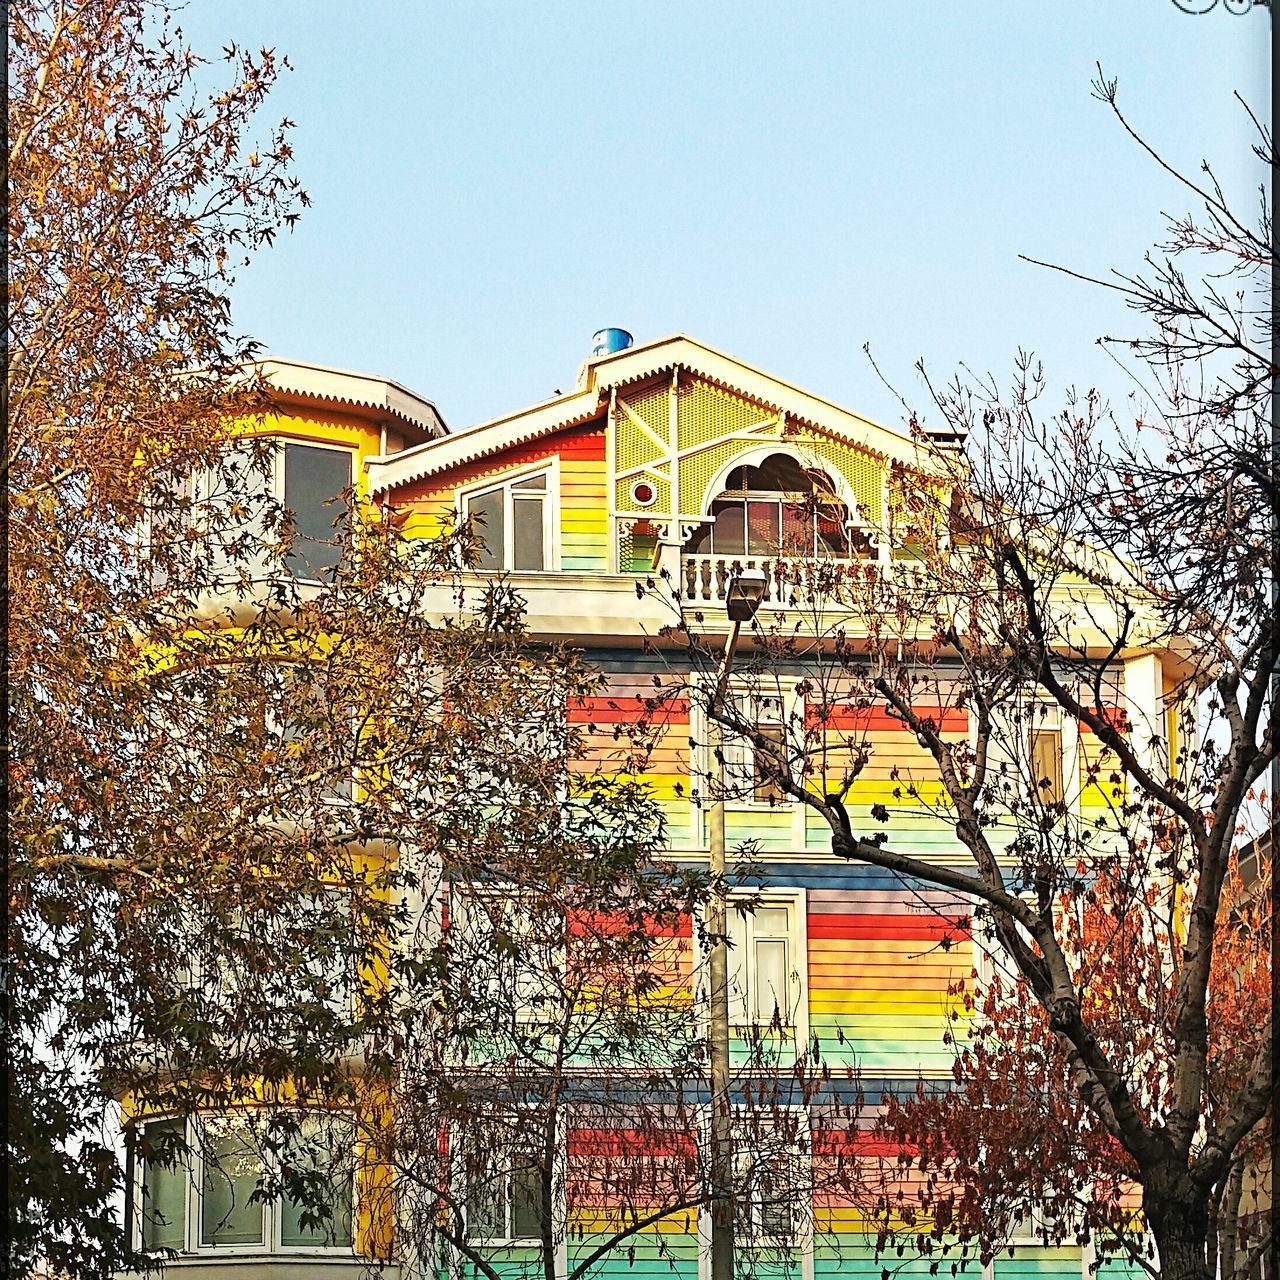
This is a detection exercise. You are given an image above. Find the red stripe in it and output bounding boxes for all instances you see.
[806,704,968,733]
[569,696,690,725]
[808,915,967,942]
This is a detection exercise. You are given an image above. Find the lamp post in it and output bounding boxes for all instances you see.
[708,567,767,1280]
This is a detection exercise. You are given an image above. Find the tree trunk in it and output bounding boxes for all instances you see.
[1143,1172,1213,1280]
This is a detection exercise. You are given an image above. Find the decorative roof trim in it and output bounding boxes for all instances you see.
[587,336,925,465]
[256,357,447,441]
[368,388,604,493]
[369,334,938,495]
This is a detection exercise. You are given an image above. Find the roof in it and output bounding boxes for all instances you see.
[367,334,936,493]
[257,356,447,443]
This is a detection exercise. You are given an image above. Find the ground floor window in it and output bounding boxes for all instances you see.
[132,1110,355,1255]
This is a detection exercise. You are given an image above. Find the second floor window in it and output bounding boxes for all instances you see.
[720,689,790,805]
[449,892,564,1020]
[732,1122,805,1246]
[463,1135,548,1243]
[464,470,551,572]
[728,897,801,1027]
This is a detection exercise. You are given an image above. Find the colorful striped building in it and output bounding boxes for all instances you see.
[128,335,1166,1280]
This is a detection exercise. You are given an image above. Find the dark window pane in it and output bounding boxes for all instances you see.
[285,446,351,580]
[511,473,546,492]
[816,506,850,556]
[467,489,505,570]
[682,522,712,556]
[709,500,745,556]
[510,1158,546,1239]
[465,1150,506,1238]
[755,452,815,493]
[512,497,545,571]
[140,1119,187,1252]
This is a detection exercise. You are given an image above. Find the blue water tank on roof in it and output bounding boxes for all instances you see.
[591,328,633,357]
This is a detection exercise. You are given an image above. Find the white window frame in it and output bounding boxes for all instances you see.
[453,1112,564,1255]
[694,677,804,812]
[979,692,1081,819]
[276,438,357,584]
[695,889,808,1046]
[191,436,357,586]
[131,1110,358,1258]
[449,887,566,1023]
[177,888,356,1024]
[696,1106,814,1280]
[458,459,560,574]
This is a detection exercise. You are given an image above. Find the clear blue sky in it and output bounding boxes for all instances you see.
[181,1,1270,434]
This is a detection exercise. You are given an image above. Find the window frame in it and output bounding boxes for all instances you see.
[978,693,1081,819]
[189,436,357,587]
[448,887,567,1024]
[455,1112,561,1249]
[463,1131,558,1239]
[700,678,803,811]
[278,439,357,583]
[696,1106,813,1277]
[130,1111,358,1259]
[731,1109,812,1250]
[724,889,807,1033]
[176,887,357,1026]
[459,460,559,575]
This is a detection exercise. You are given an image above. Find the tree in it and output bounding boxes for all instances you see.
[5,14,837,1277]
[7,1,308,1270]
[3,5,694,1276]
[654,80,1274,1280]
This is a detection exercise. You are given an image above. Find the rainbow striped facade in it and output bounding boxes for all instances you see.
[360,336,1160,1280]
[148,339,1161,1280]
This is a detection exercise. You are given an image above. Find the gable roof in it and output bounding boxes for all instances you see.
[367,334,938,493]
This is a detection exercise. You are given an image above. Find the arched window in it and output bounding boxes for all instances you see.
[682,453,870,559]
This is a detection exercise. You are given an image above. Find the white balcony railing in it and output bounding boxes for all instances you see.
[678,554,927,608]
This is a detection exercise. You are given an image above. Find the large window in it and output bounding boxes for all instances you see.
[182,891,354,1022]
[283,443,353,580]
[464,468,552,572]
[683,453,869,560]
[194,439,354,585]
[133,1112,355,1255]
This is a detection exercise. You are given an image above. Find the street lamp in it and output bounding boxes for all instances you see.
[707,566,766,1280]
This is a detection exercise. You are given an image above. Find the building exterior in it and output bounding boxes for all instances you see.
[127,335,1171,1280]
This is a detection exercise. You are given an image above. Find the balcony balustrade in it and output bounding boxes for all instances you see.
[678,553,926,608]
